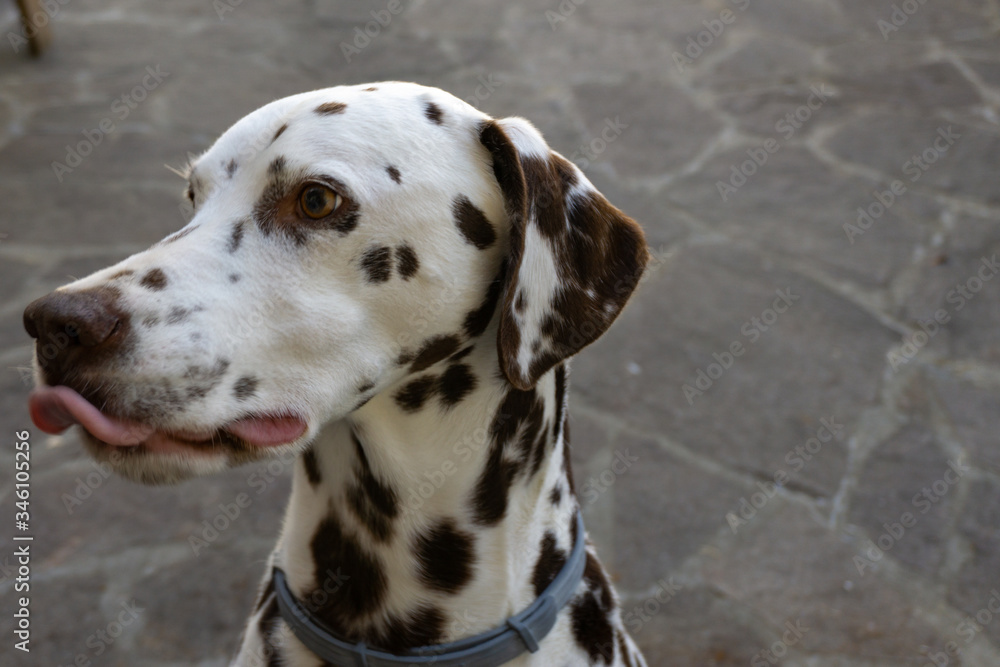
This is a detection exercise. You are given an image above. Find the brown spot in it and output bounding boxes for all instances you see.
[394,376,436,413]
[395,244,419,280]
[271,123,288,143]
[225,158,238,178]
[268,156,286,175]
[140,268,168,291]
[532,531,566,596]
[363,86,378,92]
[110,269,134,280]
[452,195,497,250]
[424,101,444,125]
[301,447,321,486]
[410,334,461,372]
[228,274,241,283]
[315,101,347,115]
[571,590,615,664]
[463,261,506,338]
[360,246,393,283]
[308,513,388,626]
[161,226,196,245]
[386,165,402,184]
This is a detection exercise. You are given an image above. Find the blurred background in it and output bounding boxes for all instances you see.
[1,0,999,665]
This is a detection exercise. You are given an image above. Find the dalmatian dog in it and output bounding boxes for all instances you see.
[24,82,649,666]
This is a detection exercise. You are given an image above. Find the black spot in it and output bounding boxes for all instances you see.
[256,593,283,667]
[228,219,246,253]
[185,183,195,204]
[386,165,402,184]
[424,101,444,125]
[571,591,615,664]
[334,210,361,236]
[553,363,567,443]
[302,447,321,487]
[438,364,477,408]
[316,101,347,115]
[268,156,286,175]
[451,346,474,362]
[464,261,506,338]
[233,376,258,401]
[229,273,241,283]
[584,552,615,611]
[452,195,497,250]
[140,268,167,290]
[309,513,388,624]
[549,484,562,505]
[414,519,476,594]
[375,605,445,652]
[471,388,537,525]
[346,433,399,541]
[532,531,567,596]
[360,246,393,283]
[411,334,462,372]
[396,244,419,280]
[395,376,436,412]
[225,158,238,178]
[271,123,288,143]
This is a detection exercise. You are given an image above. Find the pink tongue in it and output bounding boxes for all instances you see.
[226,415,306,447]
[28,386,306,448]
[29,386,154,446]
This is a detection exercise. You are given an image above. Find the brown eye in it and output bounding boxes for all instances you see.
[299,185,341,219]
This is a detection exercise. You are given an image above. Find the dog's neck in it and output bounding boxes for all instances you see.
[274,339,578,652]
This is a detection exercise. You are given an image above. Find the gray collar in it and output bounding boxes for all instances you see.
[273,512,586,667]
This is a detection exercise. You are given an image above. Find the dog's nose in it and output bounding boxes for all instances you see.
[23,289,123,348]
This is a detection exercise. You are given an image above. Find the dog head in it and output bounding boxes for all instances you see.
[24,82,647,484]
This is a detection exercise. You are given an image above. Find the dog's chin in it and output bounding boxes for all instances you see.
[80,430,289,486]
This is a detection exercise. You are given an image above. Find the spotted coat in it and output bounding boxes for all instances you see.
[23,82,649,666]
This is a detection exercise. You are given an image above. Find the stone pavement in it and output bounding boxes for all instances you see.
[0,0,999,665]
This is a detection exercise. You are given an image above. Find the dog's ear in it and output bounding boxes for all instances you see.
[479,118,649,390]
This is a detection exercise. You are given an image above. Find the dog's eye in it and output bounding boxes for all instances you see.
[299,185,342,219]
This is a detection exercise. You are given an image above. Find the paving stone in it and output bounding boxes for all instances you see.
[665,146,940,287]
[701,501,956,661]
[830,61,983,111]
[624,585,769,666]
[573,242,893,497]
[823,113,1000,207]
[699,36,820,86]
[949,478,1000,647]
[713,82,849,139]
[131,538,268,664]
[836,0,994,41]
[741,0,856,44]
[573,80,724,181]
[0,179,183,245]
[846,421,954,577]
[930,372,1000,473]
[603,434,751,590]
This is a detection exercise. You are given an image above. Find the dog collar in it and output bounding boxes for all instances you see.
[273,512,586,667]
